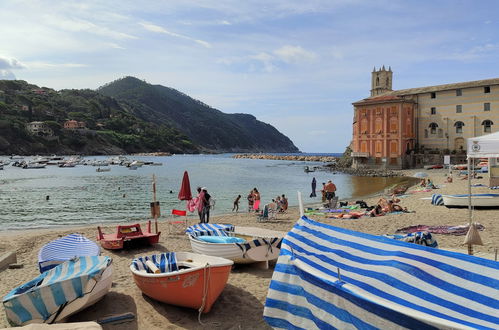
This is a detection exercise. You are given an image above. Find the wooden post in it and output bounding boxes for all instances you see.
[153,174,158,234]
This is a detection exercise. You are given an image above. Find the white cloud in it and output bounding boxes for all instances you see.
[0,56,26,70]
[44,16,137,40]
[140,22,212,48]
[273,45,317,63]
[250,52,276,72]
[25,62,89,69]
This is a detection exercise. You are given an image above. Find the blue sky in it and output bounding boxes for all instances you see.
[1,1,498,152]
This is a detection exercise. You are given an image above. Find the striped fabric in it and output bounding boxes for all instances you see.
[38,234,100,273]
[3,256,111,326]
[263,216,499,329]
[131,253,178,273]
[236,238,283,258]
[384,231,438,248]
[431,193,444,206]
[185,223,234,237]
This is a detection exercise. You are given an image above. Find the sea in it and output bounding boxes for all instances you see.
[0,154,415,231]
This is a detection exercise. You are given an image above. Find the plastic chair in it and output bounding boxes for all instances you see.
[168,209,188,234]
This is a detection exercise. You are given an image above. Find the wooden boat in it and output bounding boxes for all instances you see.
[130,252,233,313]
[97,221,160,250]
[187,225,285,267]
[3,256,113,326]
[442,193,499,208]
[38,233,100,273]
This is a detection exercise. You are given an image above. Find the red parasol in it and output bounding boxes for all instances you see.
[178,171,192,200]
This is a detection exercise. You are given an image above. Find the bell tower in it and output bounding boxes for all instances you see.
[370,65,393,96]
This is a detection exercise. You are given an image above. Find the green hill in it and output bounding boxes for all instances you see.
[98,77,299,153]
[0,77,299,155]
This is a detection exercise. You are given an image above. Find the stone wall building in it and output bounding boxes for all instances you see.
[351,67,499,169]
[26,121,53,136]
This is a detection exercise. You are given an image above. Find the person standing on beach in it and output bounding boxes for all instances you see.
[196,187,204,222]
[247,190,254,212]
[321,182,326,203]
[253,188,261,212]
[232,195,241,212]
[201,187,211,223]
[324,180,337,202]
[281,194,288,211]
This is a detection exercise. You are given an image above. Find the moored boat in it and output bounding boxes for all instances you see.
[96,167,111,172]
[442,193,499,208]
[97,221,160,250]
[38,233,100,273]
[186,224,284,266]
[130,252,233,313]
[3,256,113,326]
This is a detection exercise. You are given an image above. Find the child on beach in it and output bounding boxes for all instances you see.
[233,195,241,212]
[247,190,254,212]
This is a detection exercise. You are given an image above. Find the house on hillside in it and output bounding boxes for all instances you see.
[26,121,53,136]
[351,66,499,169]
[64,120,86,130]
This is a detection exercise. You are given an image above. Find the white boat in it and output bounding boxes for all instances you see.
[2,256,112,326]
[187,224,285,267]
[442,193,499,208]
[96,167,111,172]
[22,162,46,169]
[129,160,144,167]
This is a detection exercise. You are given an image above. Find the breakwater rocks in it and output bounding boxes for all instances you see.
[325,164,401,177]
[232,154,337,162]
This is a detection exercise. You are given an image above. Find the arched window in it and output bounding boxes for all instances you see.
[429,122,438,134]
[360,141,367,153]
[376,76,380,86]
[390,141,398,154]
[375,141,382,153]
[454,121,465,134]
[375,118,383,133]
[389,117,398,132]
[482,120,494,133]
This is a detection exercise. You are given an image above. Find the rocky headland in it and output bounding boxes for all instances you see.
[232,154,337,162]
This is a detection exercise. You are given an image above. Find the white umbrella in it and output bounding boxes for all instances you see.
[413,172,428,178]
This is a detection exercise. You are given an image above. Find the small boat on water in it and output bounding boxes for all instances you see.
[186,224,284,267]
[22,162,46,169]
[96,167,111,172]
[130,252,233,313]
[442,193,499,208]
[38,233,100,273]
[3,256,113,326]
[97,221,160,250]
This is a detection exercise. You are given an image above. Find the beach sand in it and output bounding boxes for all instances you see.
[0,168,497,329]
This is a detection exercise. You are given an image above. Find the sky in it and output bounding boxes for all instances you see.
[1,1,499,152]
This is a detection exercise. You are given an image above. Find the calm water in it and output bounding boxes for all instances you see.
[0,154,413,230]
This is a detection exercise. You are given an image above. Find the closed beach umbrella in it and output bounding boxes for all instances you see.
[178,171,192,201]
[310,177,317,198]
[414,172,428,178]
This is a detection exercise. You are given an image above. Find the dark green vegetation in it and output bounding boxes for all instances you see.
[0,77,298,155]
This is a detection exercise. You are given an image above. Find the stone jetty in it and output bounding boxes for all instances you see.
[232,154,337,162]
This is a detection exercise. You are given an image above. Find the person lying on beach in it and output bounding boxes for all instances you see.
[420,179,427,187]
[370,204,385,217]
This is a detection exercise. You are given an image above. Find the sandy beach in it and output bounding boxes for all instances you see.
[1,168,498,329]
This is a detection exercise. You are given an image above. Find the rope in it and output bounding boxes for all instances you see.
[198,262,211,325]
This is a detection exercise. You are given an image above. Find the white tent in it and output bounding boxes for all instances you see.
[467,131,499,158]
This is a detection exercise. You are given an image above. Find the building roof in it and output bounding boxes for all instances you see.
[353,94,413,106]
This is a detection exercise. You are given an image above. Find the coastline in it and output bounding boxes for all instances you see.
[1,168,497,329]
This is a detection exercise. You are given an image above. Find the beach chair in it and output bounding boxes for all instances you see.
[168,209,188,234]
[268,203,278,220]
[258,204,270,222]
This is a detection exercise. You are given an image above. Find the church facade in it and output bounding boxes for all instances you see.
[351,67,499,169]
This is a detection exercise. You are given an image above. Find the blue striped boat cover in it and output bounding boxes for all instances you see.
[38,234,100,273]
[131,253,179,273]
[263,216,499,329]
[236,238,283,258]
[431,193,444,206]
[3,256,111,326]
[185,223,234,237]
[384,231,438,248]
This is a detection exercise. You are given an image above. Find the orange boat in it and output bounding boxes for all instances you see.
[97,221,160,250]
[130,252,233,313]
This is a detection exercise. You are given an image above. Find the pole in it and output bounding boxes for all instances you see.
[297,191,304,218]
[467,157,472,255]
[153,174,158,234]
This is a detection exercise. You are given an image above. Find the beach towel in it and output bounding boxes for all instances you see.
[185,223,234,237]
[263,216,499,329]
[384,231,438,248]
[396,223,485,236]
[431,193,444,206]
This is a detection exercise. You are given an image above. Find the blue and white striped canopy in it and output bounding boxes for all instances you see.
[185,223,234,237]
[3,256,111,326]
[132,253,178,273]
[263,216,499,329]
[38,234,100,273]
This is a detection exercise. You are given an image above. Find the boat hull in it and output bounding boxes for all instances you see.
[443,194,499,208]
[130,252,232,313]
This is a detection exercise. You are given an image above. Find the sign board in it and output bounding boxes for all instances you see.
[444,155,450,165]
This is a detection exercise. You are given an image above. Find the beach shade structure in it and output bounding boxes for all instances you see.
[263,216,499,329]
[38,233,100,273]
[178,171,192,201]
[310,177,317,198]
[413,172,429,178]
